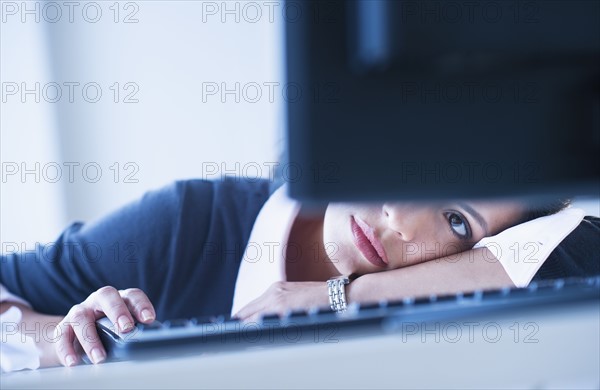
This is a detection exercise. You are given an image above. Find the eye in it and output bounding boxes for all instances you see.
[445,212,471,239]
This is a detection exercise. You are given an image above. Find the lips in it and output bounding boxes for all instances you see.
[350,216,389,268]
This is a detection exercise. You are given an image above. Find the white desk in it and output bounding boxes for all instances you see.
[2,302,599,389]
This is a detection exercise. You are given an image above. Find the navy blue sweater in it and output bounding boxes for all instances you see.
[1,179,598,320]
[533,215,599,281]
[1,179,272,321]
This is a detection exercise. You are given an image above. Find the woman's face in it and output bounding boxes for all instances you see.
[322,200,525,276]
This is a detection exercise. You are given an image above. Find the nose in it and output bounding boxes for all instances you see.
[382,203,421,242]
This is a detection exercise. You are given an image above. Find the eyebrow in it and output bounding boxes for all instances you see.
[458,202,489,237]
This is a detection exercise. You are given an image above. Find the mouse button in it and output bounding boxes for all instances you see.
[96,317,119,337]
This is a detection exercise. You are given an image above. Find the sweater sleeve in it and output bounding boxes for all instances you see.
[0,179,271,320]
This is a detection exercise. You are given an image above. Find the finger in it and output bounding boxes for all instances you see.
[232,298,262,321]
[73,338,85,358]
[65,304,106,364]
[235,281,289,320]
[119,288,156,324]
[54,320,79,367]
[236,306,276,323]
[232,309,252,321]
[90,286,135,333]
[245,312,264,325]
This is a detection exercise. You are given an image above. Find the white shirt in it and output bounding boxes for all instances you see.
[0,185,586,371]
[230,184,301,316]
[475,207,584,287]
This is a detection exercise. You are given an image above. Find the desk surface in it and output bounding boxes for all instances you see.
[2,302,599,389]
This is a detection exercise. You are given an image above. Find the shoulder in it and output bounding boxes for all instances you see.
[534,216,600,280]
[141,178,273,212]
[81,178,274,244]
[163,178,274,233]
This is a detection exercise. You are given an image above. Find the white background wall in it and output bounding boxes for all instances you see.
[2,1,286,247]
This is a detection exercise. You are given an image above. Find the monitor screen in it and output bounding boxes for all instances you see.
[284,0,599,202]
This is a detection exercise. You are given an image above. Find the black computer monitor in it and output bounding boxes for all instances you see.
[284,0,599,202]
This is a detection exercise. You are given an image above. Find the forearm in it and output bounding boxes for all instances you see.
[1,302,64,368]
[347,247,514,303]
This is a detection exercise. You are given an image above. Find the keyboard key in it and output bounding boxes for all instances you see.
[163,319,188,328]
[137,321,163,331]
[481,289,504,298]
[458,291,478,299]
[507,288,531,297]
[261,313,281,321]
[191,315,225,325]
[287,310,309,319]
[312,307,335,316]
[223,317,242,326]
[535,279,558,290]
[434,294,457,303]
[358,302,382,310]
[413,296,433,305]
[385,299,407,308]
[553,279,566,290]
[212,315,228,323]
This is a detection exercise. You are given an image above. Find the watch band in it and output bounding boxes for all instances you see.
[327,275,350,312]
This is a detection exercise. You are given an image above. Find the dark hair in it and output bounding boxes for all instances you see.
[518,198,572,225]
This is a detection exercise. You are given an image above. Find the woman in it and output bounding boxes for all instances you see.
[0,178,581,369]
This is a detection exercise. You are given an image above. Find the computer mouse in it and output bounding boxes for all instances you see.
[81,317,157,363]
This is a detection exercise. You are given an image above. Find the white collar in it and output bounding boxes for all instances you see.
[230,184,300,316]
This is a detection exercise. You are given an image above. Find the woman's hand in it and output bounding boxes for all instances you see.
[54,286,156,367]
[233,281,330,322]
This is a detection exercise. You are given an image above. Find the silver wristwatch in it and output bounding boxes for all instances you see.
[327,275,350,312]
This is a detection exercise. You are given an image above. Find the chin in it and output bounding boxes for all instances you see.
[323,204,364,275]
[330,240,367,275]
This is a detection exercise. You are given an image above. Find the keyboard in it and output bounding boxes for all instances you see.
[96,276,600,361]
